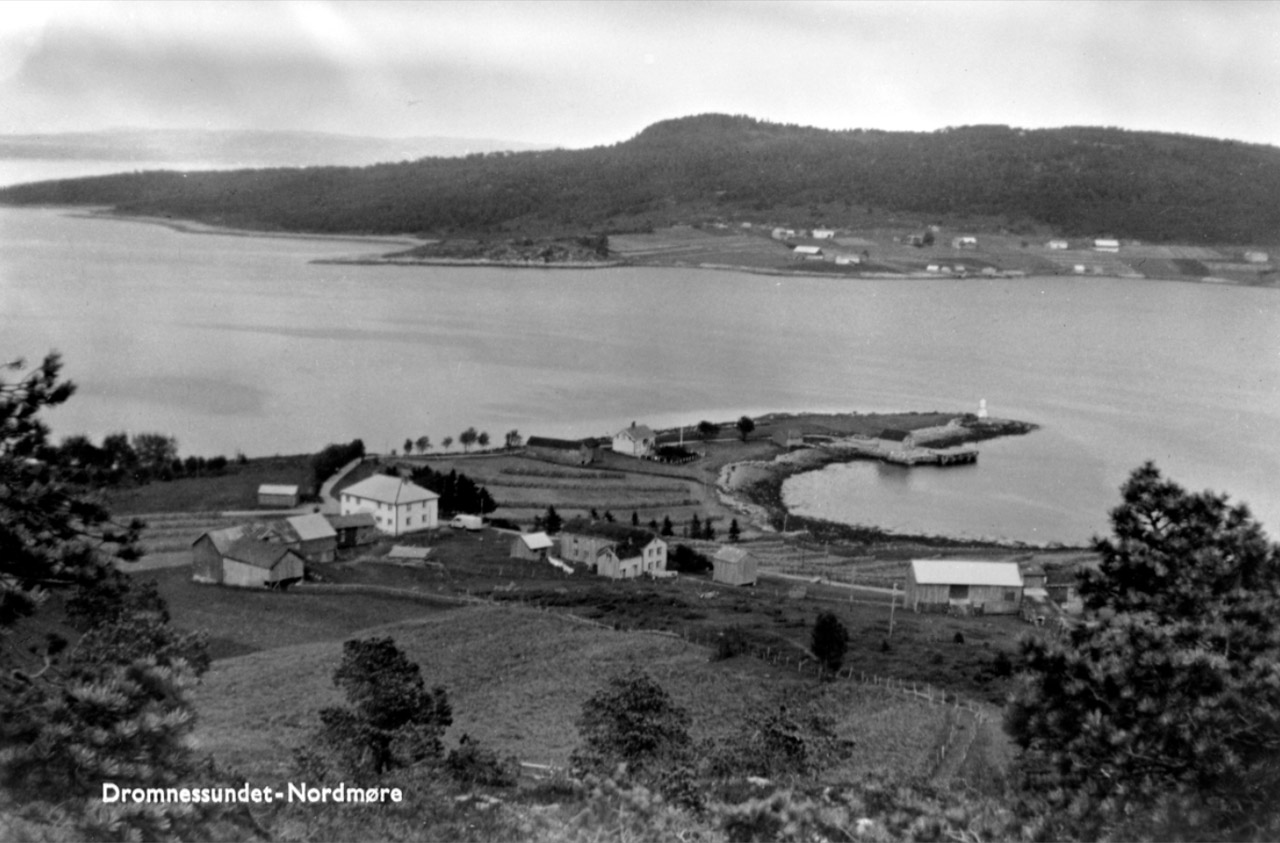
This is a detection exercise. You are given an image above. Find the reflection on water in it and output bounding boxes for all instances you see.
[3,207,1278,541]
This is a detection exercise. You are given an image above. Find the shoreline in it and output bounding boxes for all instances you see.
[715,418,1084,550]
[10,207,1271,287]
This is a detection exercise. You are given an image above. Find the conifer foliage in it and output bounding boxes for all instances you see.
[0,353,234,841]
[1007,462,1280,841]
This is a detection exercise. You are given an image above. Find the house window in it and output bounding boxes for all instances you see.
[1004,590,1018,602]
[948,584,969,600]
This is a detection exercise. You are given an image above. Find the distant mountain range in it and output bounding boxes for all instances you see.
[0,128,551,167]
[2,115,1278,244]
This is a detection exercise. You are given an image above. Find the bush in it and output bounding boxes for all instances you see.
[712,626,752,661]
[446,734,518,788]
[953,631,966,644]
[810,612,849,674]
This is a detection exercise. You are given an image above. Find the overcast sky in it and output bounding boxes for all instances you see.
[2,0,1277,148]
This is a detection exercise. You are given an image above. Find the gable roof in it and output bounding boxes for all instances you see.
[386,545,431,560]
[286,513,337,541]
[910,560,1023,588]
[326,512,377,530]
[221,536,303,571]
[713,546,753,565]
[341,474,439,505]
[518,532,554,551]
[615,424,655,442]
[526,436,590,450]
[258,484,299,496]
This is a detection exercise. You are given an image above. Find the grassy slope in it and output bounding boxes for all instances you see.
[106,455,314,515]
[190,603,951,784]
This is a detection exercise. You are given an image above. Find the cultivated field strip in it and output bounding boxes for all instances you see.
[135,512,242,554]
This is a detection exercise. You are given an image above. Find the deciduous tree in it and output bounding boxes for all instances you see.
[736,415,755,442]
[315,637,452,776]
[459,428,478,452]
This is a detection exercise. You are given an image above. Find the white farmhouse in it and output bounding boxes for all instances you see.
[339,474,439,536]
[612,423,656,458]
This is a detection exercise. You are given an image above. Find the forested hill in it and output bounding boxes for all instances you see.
[3,114,1278,244]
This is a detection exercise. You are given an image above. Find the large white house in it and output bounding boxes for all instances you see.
[612,423,656,458]
[339,474,439,535]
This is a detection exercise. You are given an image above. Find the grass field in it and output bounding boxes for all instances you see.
[106,454,315,514]
[189,603,955,785]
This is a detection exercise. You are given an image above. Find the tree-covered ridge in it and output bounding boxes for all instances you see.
[3,114,1279,244]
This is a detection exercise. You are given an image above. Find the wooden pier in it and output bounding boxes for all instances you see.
[883,447,978,467]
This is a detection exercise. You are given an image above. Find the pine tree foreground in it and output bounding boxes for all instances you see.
[1007,462,1280,841]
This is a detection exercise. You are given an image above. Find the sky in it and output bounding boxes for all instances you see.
[1,0,1278,149]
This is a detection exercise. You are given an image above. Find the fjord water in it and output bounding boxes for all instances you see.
[2,207,1277,544]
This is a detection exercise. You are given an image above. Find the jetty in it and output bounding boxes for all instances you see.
[882,447,978,467]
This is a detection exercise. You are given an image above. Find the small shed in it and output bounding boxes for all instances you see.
[327,512,377,548]
[258,484,300,508]
[906,560,1023,614]
[712,546,758,586]
[511,531,554,562]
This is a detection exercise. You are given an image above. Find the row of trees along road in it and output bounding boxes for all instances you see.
[402,427,522,456]
[2,350,1279,840]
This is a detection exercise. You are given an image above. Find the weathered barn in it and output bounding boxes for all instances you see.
[192,526,306,589]
[280,513,337,562]
[257,484,300,508]
[558,520,667,579]
[326,512,377,548]
[340,474,439,535]
[511,531,554,562]
[712,546,758,586]
[906,560,1023,614]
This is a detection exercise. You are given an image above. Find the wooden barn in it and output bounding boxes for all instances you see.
[327,512,377,548]
[712,546,758,586]
[511,531,554,562]
[257,484,300,508]
[905,560,1023,614]
[279,513,337,562]
[192,526,306,589]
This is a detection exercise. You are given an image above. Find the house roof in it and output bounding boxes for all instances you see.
[258,484,299,496]
[615,424,655,441]
[879,428,913,441]
[714,546,753,565]
[793,245,822,255]
[341,474,439,505]
[286,513,337,542]
[911,560,1023,587]
[326,512,377,530]
[526,436,589,450]
[518,532,554,551]
[223,538,303,571]
[560,520,663,558]
[386,545,431,560]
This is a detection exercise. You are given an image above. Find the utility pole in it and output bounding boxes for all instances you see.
[888,582,899,637]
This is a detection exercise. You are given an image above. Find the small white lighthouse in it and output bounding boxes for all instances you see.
[977,399,988,419]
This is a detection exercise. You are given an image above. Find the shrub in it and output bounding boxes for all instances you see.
[712,626,751,661]
[446,734,518,788]
[810,612,849,673]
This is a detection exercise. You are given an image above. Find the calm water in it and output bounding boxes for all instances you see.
[2,207,1277,543]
